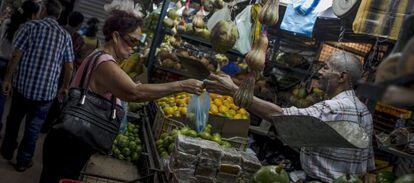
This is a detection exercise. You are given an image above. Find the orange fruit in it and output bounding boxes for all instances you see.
[234,114,242,119]
[210,104,219,114]
[214,99,223,107]
[228,109,236,116]
[219,105,229,113]
[238,108,247,115]
[179,107,187,115]
[164,107,174,116]
[230,104,239,110]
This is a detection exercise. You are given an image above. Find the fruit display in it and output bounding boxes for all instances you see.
[156,125,232,158]
[120,53,145,79]
[156,92,249,119]
[210,20,239,54]
[395,174,414,183]
[112,123,142,163]
[258,0,279,26]
[376,171,397,183]
[279,85,325,108]
[128,102,148,113]
[333,175,363,183]
[251,165,289,183]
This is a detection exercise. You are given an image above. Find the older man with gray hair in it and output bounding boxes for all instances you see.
[205,51,375,182]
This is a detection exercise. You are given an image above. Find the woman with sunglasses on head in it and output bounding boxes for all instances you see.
[39,9,203,183]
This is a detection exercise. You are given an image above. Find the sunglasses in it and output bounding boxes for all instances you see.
[122,34,146,48]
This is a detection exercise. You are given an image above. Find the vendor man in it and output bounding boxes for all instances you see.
[205,51,375,182]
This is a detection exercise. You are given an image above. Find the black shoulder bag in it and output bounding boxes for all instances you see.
[53,51,125,154]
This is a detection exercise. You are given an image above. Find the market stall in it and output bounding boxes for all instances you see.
[70,0,414,182]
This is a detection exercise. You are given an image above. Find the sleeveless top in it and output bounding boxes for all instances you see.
[71,50,121,105]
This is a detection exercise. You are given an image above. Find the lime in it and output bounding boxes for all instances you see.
[199,132,212,140]
[187,130,198,138]
[168,143,175,153]
[160,133,168,140]
[122,148,131,156]
[131,152,139,161]
[129,142,137,151]
[160,151,169,158]
[119,154,125,160]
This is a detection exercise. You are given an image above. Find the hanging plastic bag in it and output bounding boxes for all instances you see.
[119,101,129,133]
[280,0,332,38]
[187,91,211,133]
[207,6,231,30]
[234,5,253,54]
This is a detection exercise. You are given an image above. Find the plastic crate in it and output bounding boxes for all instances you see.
[153,104,248,150]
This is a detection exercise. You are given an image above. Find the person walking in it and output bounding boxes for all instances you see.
[0,0,74,172]
[41,11,84,134]
[0,0,41,134]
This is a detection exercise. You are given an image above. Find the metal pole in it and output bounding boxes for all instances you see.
[146,0,171,82]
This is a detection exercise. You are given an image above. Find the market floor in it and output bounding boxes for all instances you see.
[0,98,44,183]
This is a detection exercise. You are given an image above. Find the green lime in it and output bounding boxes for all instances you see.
[122,148,131,156]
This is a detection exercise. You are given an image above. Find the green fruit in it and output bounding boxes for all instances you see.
[333,175,363,183]
[297,88,307,99]
[163,18,175,28]
[221,141,232,148]
[187,130,198,138]
[165,136,174,144]
[168,143,175,153]
[160,151,169,158]
[395,174,414,183]
[199,132,212,140]
[119,154,125,160]
[122,148,131,156]
[118,135,128,147]
[376,171,396,183]
[131,152,139,161]
[252,165,289,183]
[211,133,222,144]
[126,157,131,162]
[113,149,121,157]
[137,146,142,153]
[160,133,168,140]
[129,141,137,148]
[172,129,180,136]
[167,9,178,20]
[156,139,163,147]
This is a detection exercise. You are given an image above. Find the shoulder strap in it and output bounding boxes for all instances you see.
[79,51,103,89]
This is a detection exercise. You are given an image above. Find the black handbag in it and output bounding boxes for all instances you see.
[53,51,125,154]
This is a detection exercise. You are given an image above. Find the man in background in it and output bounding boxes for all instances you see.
[0,0,74,172]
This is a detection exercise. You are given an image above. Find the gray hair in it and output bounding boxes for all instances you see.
[328,51,363,86]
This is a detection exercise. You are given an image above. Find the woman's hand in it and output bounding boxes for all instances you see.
[204,74,239,96]
[179,79,204,95]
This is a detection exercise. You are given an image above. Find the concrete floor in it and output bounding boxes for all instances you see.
[0,98,44,183]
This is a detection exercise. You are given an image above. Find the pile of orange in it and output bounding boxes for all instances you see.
[156,93,249,119]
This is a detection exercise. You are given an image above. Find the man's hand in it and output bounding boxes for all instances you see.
[2,79,11,96]
[179,79,204,95]
[204,74,239,96]
[57,87,68,102]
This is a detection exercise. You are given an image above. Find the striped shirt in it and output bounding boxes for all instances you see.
[282,90,375,182]
[13,17,74,101]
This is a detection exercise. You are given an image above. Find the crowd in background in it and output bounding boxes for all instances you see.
[0,0,99,176]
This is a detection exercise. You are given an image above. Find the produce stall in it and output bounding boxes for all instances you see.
[73,0,414,182]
